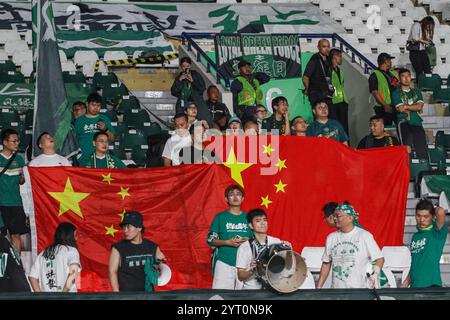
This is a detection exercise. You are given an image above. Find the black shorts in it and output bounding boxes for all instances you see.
[0,206,30,236]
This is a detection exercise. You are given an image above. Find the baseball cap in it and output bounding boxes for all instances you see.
[119,211,143,228]
[377,53,395,65]
[228,116,242,126]
[237,60,251,69]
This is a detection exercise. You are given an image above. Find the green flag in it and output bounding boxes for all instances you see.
[32,0,78,157]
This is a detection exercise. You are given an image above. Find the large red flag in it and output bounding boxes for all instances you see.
[29,136,410,292]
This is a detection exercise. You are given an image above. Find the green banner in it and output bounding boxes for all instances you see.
[0,83,35,111]
[215,33,301,79]
[424,175,450,200]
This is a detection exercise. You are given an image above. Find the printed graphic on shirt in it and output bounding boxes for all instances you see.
[225,222,249,232]
[44,258,60,290]
[125,254,154,268]
[410,238,427,254]
[331,241,359,281]
[317,127,339,139]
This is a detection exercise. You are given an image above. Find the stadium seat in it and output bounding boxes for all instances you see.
[131,144,148,167]
[142,122,162,137]
[24,30,32,45]
[353,43,372,55]
[62,71,86,83]
[0,71,25,83]
[352,24,375,40]
[103,51,128,61]
[12,51,32,66]
[18,126,32,152]
[74,50,99,67]
[100,109,119,122]
[116,95,140,114]
[394,0,414,10]
[391,33,409,46]
[0,30,21,45]
[301,247,324,272]
[59,50,68,63]
[405,7,428,21]
[379,25,402,38]
[0,50,8,61]
[435,130,450,150]
[121,128,147,150]
[123,109,151,129]
[0,60,16,73]
[0,109,20,128]
[410,158,431,181]
[433,64,450,79]
[355,7,370,22]
[24,109,34,128]
[342,16,363,31]
[417,73,442,91]
[61,61,77,72]
[393,16,414,32]
[342,0,364,12]
[319,0,340,13]
[365,34,388,49]
[428,144,447,170]
[381,246,411,284]
[4,40,29,56]
[380,7,402,21]
[434,86,450,103]
[330,7,351,21]
[112,122,127,141]
[92,72,119,89]
[109,143,126,160]
[20,60,33,77]
[103,83,129,105]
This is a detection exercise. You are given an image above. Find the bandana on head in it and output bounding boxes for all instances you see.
[335,203,364,229]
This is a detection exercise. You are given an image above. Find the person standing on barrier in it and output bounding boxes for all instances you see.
[207,185,253,289]
[329,48,349,135]
[231,60,270,120]
[392,68,428,160]
[368,53,399,126]
[401,199,447,288]
[235,208,291,290]
[302,39,336,120]
[317,202,384,289]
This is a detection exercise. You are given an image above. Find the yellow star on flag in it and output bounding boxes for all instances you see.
[48,177,90,219]
[118,209,126,222]
[263,144,275,156]
[117,187,130,200]
[105,225,119,237]
[275,158,287,172]
[223,149,252,188]
[274,180,287,193]
[261,195,272,209]
[102,173,114,185]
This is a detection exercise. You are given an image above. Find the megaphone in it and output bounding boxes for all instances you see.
[256,243,307,293]
[157,263,172,286]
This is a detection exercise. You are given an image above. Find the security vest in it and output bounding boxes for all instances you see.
[372,69,399,105]
[331,67,348,104]
[236,76,261,107]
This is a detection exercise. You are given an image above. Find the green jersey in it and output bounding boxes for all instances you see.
[0,153,24,206]
[410,221,448,288]
[391,88,424,126]
[207,210,253,267]
[74,114,115,156]
[306,119,348,143]
[78,152,126,168]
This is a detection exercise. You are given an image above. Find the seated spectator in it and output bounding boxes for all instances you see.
[255,104,268,131]
[392,68,428,159]
[306,100,348,145]
[162,113,192,166]
[72,101,86,121]
[231,60,270,119]
[28,132,72,167]
[213,113,229,134]
[78,132,126,168]
[227,116,243,135]
[171,57,206,115]
[179,123,216,164]
[185,101,199,128]
[401,199,447,288]
[262,96,291,135]
[291,116,308,136]
[74,93,115,157]
[243,118,259,136]
[357,115,400,149]
[28,222,81,292]
[205,85,231,123]
[322,201,338,228]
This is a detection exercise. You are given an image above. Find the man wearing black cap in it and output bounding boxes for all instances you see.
[231,60,270,120]
[368,53,399,126]
[108,211,166,292]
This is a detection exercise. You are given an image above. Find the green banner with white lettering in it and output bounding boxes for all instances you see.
[214,33,301,79]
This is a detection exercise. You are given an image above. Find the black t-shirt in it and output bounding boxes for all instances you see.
[303,53,331,93]
[357,135,400,149]
[262,114,286,135]
[112,239,158,292]
[0,234,30,292]
[205,100,231,122]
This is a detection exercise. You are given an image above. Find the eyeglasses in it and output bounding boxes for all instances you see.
[334,214,349,219]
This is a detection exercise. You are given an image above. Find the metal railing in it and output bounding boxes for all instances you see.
[181,32,378,90]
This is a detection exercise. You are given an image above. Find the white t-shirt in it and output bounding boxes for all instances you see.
[235,235,281,290]
[29,245,82,292]
[322,227,383,289]
[162,134,192,166]
[28,154,71,167]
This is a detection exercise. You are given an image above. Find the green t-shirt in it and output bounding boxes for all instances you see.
[0,153,24,206]
[207,210,253,267]
[391,88,424,126]
[74,114,115,156]
[410,221,448,288]
[306,119,348,143]
[262,114,286,135]
[78,152,126,168]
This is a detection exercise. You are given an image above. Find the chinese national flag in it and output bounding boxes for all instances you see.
[29,136,410,292]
